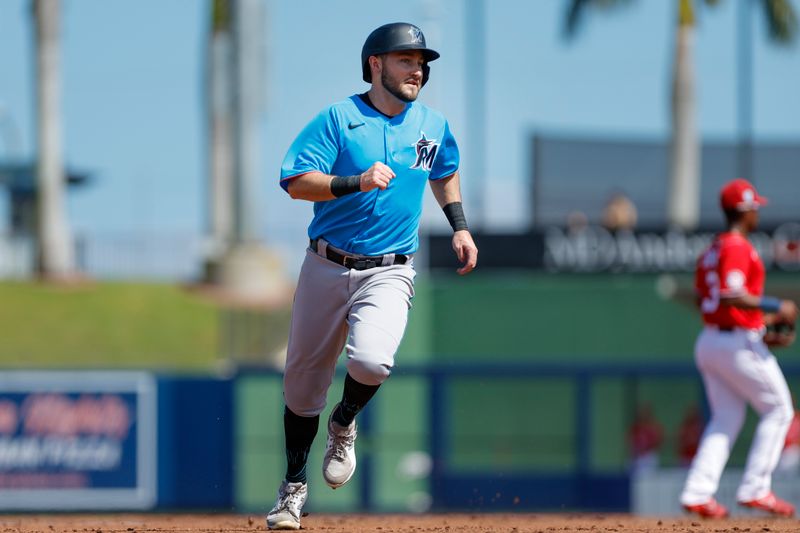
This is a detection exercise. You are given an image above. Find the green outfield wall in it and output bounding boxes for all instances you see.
[400,272,800,361]
[417,273,696,361]
[235,272,800,512]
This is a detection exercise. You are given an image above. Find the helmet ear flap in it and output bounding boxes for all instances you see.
[422,63,430,86]
[362,60,371,83]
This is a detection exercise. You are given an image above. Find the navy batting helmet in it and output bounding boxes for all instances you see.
[361,22,440,86]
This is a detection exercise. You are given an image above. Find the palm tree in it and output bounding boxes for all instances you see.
[565,0,797,229]
[205,0,235,281]
[32,0,76,278]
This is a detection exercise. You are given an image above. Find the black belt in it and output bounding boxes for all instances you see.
[718,326,734,332]
[310,239,408,270]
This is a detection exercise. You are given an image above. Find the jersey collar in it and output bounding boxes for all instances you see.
[351,94,413,124]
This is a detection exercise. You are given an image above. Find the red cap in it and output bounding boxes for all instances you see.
[720,179,768,211]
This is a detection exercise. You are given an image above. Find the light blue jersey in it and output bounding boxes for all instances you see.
[280,95,459,256]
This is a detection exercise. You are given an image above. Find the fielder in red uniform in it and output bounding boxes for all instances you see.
[680,179,798,519]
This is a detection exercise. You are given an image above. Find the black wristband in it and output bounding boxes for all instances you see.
[330,175,361,197]
[443,202,469,232]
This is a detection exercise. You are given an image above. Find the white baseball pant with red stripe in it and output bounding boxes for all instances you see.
[681,327,794,505]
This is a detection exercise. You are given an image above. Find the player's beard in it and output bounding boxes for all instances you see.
[381,69,419,103]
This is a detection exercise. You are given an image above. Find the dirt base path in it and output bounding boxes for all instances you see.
[0,513,796,532]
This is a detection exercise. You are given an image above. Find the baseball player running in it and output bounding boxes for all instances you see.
[680,179,798,519]
[266,22,478,530]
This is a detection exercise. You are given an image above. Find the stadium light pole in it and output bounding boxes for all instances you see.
[464,0,486,230]
[736,0,754,183]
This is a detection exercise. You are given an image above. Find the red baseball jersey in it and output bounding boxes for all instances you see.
[695,232,765,330]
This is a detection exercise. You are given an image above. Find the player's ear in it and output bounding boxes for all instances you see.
[369,55,382,78]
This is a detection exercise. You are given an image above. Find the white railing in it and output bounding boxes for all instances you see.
[0,235,34,279]
[0,233,208,281]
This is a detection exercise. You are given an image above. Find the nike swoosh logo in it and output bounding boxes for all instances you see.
[348,121,365,130]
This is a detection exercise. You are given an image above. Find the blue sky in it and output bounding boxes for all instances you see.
[1,0,799,269]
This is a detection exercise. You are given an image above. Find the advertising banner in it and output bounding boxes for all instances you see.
[428,223,800,273]
[0,372,157,510]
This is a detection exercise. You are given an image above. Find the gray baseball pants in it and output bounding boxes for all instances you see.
[283,241,415,417]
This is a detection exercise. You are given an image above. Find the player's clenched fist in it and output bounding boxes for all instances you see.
[360,162,395,191]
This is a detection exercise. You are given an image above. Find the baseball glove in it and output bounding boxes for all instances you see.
[764,319,797,348]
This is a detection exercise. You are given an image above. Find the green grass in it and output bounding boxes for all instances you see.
[0,281,220,370]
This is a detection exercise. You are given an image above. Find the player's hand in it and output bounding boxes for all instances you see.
[359,162,395,192]
[764,300,798,349]
[452,230,477,275]
[764,327,796,348]
[777,300,798,323]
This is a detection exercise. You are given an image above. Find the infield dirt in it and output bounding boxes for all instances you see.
[0,513,797,532]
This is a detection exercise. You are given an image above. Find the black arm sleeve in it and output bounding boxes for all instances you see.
[330,175,361,198]
[443,202,469,232]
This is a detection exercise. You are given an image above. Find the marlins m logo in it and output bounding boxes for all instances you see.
[410,133,439,171]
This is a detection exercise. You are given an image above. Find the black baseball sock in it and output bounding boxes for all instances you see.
[283,406,319,484]
[332,373,381,427]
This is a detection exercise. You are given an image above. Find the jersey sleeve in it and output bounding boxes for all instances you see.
[717,242,751,298]
[280,107,340,192]
[428,120,459,181]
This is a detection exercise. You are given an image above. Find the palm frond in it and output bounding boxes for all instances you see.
[563,0,634,39]
[212,0,231,33]
[564,0,592,38]
[762,0,798,43]
[678,0,696,27]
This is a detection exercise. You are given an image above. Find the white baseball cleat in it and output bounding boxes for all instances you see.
[266,480,307,530]
[322,406,357,489]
